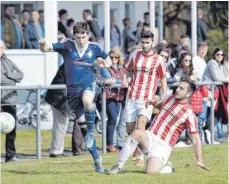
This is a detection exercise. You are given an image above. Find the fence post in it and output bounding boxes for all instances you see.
[101,86,107,153]
[210,83,215,144]
[36,88,41,159]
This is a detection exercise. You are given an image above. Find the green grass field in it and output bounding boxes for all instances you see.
[1,130,228,184]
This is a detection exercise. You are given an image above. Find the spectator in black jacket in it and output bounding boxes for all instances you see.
[197,8,208,43]
[83,9,101,42]
[46,64,84,157]
[58,9,68,38]
[1,40,24,162]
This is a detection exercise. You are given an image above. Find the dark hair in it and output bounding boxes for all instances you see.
[213,47,225,65]
[73,21,90,35]
[5,4,15,10]
[178,52,194,76]
[58,9,68,18]
[67,18,75,27]
[21,9,30,14]
[83,9,92,15]
[144,12,149,17]
[180,77,196,94]
[38,10,44,14]
[123,17,130,26]
[140,31,154,40]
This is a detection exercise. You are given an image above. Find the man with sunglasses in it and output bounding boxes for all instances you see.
[122,31,167,166]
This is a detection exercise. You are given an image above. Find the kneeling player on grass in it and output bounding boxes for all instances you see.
[108,78,210,174]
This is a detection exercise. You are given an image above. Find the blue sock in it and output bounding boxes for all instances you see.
[89,139,100,161]
[84,107,95,134]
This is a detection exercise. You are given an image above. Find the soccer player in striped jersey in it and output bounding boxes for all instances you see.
[39,21,111,173]
[122,31,167,165]
[108,78,210,174]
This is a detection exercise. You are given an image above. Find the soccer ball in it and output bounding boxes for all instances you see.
[0,112,15,134]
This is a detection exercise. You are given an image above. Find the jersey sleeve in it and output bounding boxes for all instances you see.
[157,56,166,79]
[52,41,65,55]
[123,52,135,72]
[185,111,199,134]
[96,44,108,60]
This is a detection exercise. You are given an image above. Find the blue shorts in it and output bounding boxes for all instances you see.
[67,83,96,119]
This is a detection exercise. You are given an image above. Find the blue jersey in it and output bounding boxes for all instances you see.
[52,39,108,93]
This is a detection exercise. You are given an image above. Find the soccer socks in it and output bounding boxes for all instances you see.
[118,135,139,168]
[89,139,100,160]
[84,106,95,134]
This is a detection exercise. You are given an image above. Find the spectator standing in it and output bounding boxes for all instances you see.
[100,47,126,152]
[143,12,150,31]
[45,64,84,157]
[197,8,208,43]
[122,18,137,58]
[102,16,121,49]
[66,18,75,39]
[192,42,209,143]
[203,48,228,143]
[1,4,25,49]
[83,9,101,42]
[0,40,24,162]
[21,10,30,30]
[38,10,44,24]
[58,9,68,38]
[133,21,143,42]
[24,10,44,49]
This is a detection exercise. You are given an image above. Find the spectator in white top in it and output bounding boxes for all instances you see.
[193,42,208,81]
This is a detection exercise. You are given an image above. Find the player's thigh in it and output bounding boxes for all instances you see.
[82,90,95,109]
[126,121,136,134]
[145,156,165,174]
[136,100,153,123]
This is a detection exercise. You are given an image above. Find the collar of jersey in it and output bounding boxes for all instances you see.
[75,42,89,53]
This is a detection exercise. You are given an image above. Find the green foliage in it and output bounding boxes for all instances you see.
[207,29,228,61]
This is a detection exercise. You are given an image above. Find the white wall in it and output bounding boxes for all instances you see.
[5,50,46,85]
[57,1,93,23]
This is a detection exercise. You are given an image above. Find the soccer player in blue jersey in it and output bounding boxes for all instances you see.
[39,21,111,172]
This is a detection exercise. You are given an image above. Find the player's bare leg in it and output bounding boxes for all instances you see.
[82,90,96,149]
[108,129,148,174]
[135,115,148,166]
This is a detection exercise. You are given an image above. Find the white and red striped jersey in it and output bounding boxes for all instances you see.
[124,51,166,101]
[149,95,198,147]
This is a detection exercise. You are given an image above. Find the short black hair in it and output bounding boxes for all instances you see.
[83,9,92,15]
[73,21,90,35]
[38,10,44,14]
[5,4,15,10]
[140,31,154,40]
[144,12,149,17]
[21,9,30,14]
[180,78,196,94]
[67,18,75,27]
[58,9,68,18]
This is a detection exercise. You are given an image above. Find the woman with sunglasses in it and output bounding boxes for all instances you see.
[100,47,126,152]
[203,48,228,143]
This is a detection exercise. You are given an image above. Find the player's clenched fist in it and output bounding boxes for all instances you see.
[39,39,46,45]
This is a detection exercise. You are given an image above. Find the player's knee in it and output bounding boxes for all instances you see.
[131,129,141,140]
[145,169,159,175]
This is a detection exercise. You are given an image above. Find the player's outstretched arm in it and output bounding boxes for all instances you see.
[39,39,54,53]
[190,133,210,171]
